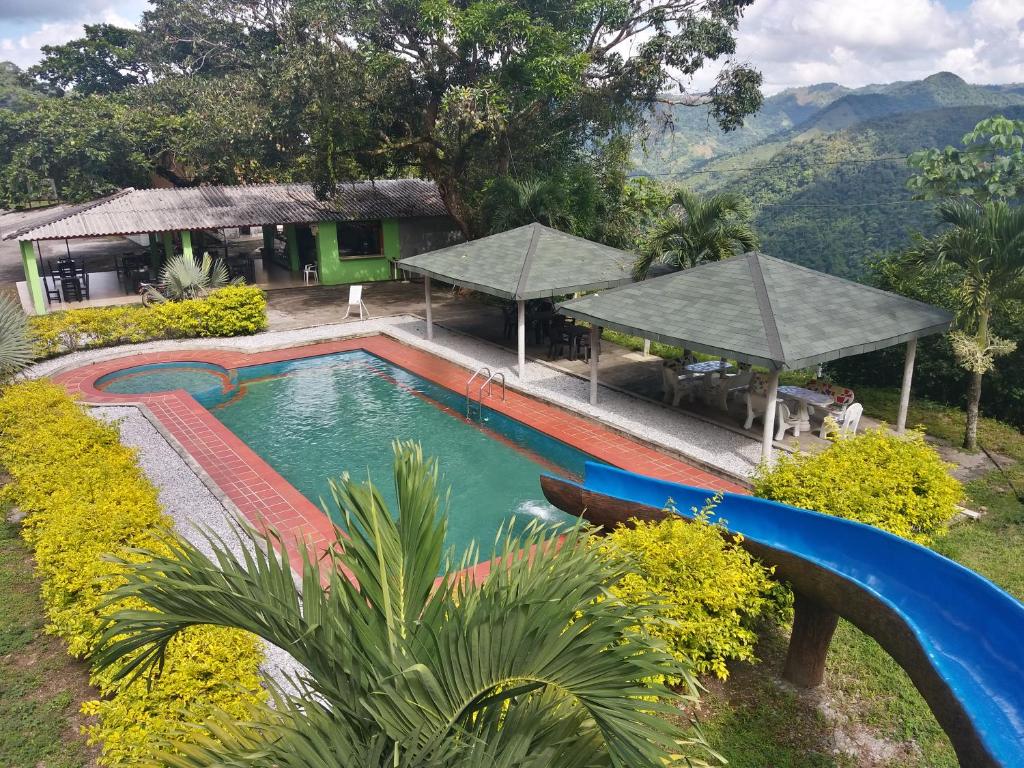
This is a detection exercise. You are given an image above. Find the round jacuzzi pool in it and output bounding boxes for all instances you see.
[95,362,236,404]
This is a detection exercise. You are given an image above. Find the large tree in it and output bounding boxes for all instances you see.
[291,0,763,235]
[30,24,150,95]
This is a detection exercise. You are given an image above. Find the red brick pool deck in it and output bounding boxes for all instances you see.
[55,335,745,570]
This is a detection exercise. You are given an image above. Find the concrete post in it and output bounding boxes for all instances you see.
[162,232,174,261]
[381,218,400,263]
[896,338,918,434]
[181,230,194,260]
[782,593,840,688]
[517,299,526,379]
[314,221,341,284]
[643,338,651,357]
[20,240,45,315]
[285,225,300,273]
[424,276,434,340]
[590,324,600,405]
[148,233,161,271]
[761,368,781,463]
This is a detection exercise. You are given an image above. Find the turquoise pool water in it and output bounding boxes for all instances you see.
[98,352,590,557]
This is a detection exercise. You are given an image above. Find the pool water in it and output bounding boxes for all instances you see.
[98,351,590,557]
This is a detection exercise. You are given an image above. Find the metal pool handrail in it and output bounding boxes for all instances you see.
[465,366,492,418]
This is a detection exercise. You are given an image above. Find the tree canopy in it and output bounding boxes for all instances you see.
[0,0,763,238]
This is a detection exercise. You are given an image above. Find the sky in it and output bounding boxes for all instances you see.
[0,0,1022,93]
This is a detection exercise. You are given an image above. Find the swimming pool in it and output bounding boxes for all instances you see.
[97,351,592,557]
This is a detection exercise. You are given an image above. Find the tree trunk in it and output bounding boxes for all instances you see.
[963,310,989,452]
[964,370,982,451]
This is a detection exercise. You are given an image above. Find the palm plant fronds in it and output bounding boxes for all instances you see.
[634,187,759,280]
[0,292,34,383]
[149,252,239,302]
[93,441,715,767]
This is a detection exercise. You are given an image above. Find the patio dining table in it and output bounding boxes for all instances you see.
[684,360,734,376]
[778,385,834,432]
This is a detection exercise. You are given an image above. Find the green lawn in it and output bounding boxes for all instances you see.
[0,517,96,768]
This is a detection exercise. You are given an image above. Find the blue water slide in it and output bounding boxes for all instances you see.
[540,462,1024,768]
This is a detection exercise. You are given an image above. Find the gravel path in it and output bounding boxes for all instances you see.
[29,314,762,478]
[92,406,305,693]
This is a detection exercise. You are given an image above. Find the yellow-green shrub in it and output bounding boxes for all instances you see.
[753,427,962,546]
[602,510,781,680]
[0,380,264,766]
[29,285,267,359]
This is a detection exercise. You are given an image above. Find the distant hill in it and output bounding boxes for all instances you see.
[636,73,1024,278]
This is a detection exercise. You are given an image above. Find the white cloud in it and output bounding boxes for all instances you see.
[689,0,1024,94]
[0,6,139,69]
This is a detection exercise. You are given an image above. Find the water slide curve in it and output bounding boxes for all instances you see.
[540,463,1024,768]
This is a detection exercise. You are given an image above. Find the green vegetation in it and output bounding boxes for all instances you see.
[145,252,237,302]
[0,293,33,383]
[633,187,759,279]
[638,73,1024,277]
[0,380,265,767]
[29,285,267,358]
[603,508,785,680]
[754,427,962,545]
[0,517,95,768]
[93,441,716,767]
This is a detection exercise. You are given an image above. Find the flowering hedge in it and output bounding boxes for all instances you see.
[602,508,784,680]
[0,380,265,766]
[29,285,267,359]
[753,427,962,546]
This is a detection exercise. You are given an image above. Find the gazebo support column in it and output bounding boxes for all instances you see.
[517,299,526,379]
[642,339,651,357]
[181,231,194,260]
[19,240,45,315]
[896,338,917,434]
[162,232,174,261]
[761,369,781,463]
[424,276,433,340]
[589,324,599,405]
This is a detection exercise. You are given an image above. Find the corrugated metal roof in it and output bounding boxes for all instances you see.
[396,222,636,300]
[6,179,448,241]
[558,252,953,369]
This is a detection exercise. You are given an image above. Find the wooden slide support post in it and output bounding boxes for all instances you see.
[782,592,840,688]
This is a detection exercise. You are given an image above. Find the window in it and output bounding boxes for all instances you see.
[339,221,382,257]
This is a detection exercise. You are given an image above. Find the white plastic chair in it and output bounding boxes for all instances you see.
[704,369,753,411]
[775,400,802,440]
[303,264,318,285]
[821,402,863,438]
[342,284,370,320]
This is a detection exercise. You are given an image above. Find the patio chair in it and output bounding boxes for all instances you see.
[341,284,370,320]
[303,263,318,285]
[662,360,703,406]
[775,400,802,440]
[743,372,772,430]
[821,402,864,438]
[805,379,857,437]
[703,367,753,411]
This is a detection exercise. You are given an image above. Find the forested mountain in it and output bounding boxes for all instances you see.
[637,73,1024,277]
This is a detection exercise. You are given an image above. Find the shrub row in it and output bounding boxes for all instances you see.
[754,427,962,546]
[29,285,268,359]
[602,508,786,680]
[0,380,265,766]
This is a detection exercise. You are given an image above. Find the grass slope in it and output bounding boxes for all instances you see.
[0,515,96,768]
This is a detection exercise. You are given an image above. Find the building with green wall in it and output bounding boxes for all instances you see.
[6,180,462,314]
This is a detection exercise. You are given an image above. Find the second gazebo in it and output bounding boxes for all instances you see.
[397,223,635,376]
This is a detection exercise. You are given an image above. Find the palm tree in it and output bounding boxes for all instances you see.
[911,200,1024,450]
[145,252,237,303]
[0,292,33,384]
[633,188,759,280]
[94,442,714,767]
[483,170,599,237]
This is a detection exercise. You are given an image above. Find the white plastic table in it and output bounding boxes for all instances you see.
[778,385,833,431]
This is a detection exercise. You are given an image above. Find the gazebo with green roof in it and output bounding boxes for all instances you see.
[397,223,635,376]
[558,252,953,460]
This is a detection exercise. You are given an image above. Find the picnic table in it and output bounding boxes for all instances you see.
[683,360,734,376]
[778,385,834,432]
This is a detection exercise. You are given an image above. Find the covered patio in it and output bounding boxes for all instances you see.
[558,252,953,460]
[397,222,635,377]
[5,180,456,315]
